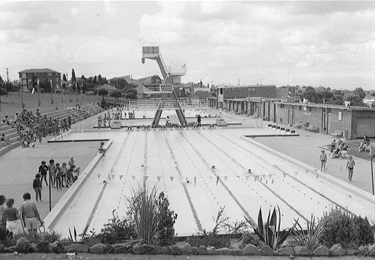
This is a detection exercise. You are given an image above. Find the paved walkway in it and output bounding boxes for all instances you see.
[0,127,99,220]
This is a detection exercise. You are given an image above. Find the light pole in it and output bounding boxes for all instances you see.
[37,79,41,106]
[50,80,54,105]
[371,154,374,195]
[49,170,52,211]
[19,82,24,108]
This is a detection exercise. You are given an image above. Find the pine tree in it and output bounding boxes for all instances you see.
[71,69,76,83]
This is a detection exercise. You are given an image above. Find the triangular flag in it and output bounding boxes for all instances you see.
[132,175,135,180]
[157,176,161,182]
[254,176,257,182]
[224,176,228,182]
[216,176,220,185]
[170,176,174,182]
[271,179,274,184]
[194,176,197,186]
[97,174,101,179]
[246,176,249,180]
[108,174,111,180]
[144,176,149,181]
[119,175,123,180]
[111,175,115,179]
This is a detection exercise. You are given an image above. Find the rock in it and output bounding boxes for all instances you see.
[111,242,132,254]
[294,246,312,256]
[181,243,193,255]
[48,241,65,253]
[15,237,30,253]
[314,245,330,256]
[359,245,369,255]
[157,246,171,255]
[30,243,38,253]
[65,243,89,253]
[243,244,259,255]
[236,231,258,249]
[259,245,273,255]
[277,246,294,256]
[216,247,233,255]
[346,249,357,255]
[5,246,16,253]
[169,245,181,255]
[90,243,106,254]
[37,241,49,252]
[132,244,157,255]
[330,244,345,256]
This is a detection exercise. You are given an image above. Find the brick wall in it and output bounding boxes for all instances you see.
[222,85,276,99]
[328,108,352,139]
[351,110,375,139]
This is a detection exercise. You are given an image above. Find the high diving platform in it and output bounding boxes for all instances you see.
[142,46,188,128]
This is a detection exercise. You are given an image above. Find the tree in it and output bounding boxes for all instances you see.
[151,75,162,84]
[343,93,364,106]
[71,69,76,83]
[126,92,137,99]
[63,74,67,82]
[302,86,321,103]
[110,89,122,99]
[98,88,109,100]
[93,76,97,84]
[353,87,366,100]
[371,92,375,97]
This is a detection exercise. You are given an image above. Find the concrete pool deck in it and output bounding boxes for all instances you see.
[0,107,374,233]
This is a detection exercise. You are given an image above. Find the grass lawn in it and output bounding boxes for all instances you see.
[345,139,375,161]
[0,92,129,120]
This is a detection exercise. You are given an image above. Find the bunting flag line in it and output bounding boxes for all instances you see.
[119,175,123,180]
[170,176,174,182]
[194,176,196,186]
[271,179,274,184]
[111,175,115,179]
[144,176,149,181]
[254,176,258,182]
[108,174,111,180]
[157,176,161,182]
[224,176,228,182]
[97,174,101,179]
[245,176,249,180]
[132,175,135,180]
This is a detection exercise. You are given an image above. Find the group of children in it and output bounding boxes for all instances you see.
[320,149,355,182]
[329,139,349,159]
[37,157,80,195]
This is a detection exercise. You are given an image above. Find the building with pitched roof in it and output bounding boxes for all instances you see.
[18,68,61,91]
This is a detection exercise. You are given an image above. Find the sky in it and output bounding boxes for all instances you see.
[0,1,374,90]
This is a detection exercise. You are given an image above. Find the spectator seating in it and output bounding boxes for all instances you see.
[0,102,102,156]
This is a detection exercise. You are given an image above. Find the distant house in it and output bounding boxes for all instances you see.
[18,68,61,91]
[363,94,375,107]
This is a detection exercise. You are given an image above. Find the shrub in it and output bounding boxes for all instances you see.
[353,216,374,246]
[247,206,291,251]
[319,206,373,248]
[155,191,178,245]
[95,210,137,244]
[291,214,325,251]
[0,87,8,96]
[187,207,232,248]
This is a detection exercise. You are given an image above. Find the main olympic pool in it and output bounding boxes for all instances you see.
[44,124,374,238]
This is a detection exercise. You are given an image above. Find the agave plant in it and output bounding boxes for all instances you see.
[291,214,325,251]
[245,206,291,250]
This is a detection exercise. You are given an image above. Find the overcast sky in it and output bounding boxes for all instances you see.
[1,1,374,90]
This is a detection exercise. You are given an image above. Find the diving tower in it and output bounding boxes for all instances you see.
[141,46,188,128]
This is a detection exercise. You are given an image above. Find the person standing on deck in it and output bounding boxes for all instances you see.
[320,150,327,172]
[346,156,355,182]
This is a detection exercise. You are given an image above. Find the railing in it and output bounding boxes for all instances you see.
[121,99,209,110]
[143,84,173,93]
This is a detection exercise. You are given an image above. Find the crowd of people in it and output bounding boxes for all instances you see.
[329,138,349,159]
[97,108,136,128]
[2,109,72,148]
[0,157,81,241]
